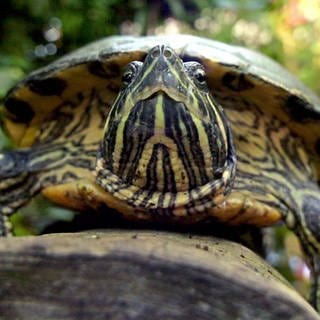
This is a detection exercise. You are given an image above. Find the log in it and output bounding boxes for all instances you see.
[0,230,319,320]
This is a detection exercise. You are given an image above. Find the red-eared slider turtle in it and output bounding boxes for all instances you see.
[1,35,320,310]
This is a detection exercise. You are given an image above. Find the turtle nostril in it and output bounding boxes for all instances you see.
[151,47,161,58]
[150,46,174,59]
[163,47,173,58]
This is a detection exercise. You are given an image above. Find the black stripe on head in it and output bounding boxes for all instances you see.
[144,143,177,193]
[161,145,177,193]
[163,98,209,189]
[144,144,158,191]
[118,100,156,182]
[206,103,228,170]
[163,100,195,188]
[102,119,120,173]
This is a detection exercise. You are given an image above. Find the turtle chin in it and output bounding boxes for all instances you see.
[95,152,235,219]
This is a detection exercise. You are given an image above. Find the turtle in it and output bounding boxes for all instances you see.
[1,35,320,310]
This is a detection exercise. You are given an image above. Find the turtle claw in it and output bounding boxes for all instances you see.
[0,213,13,236]
[0,178,39,237]
[0,174,40,216]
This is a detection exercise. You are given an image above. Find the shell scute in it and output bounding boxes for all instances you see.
[28,77,67,96]
[4,97,35,123]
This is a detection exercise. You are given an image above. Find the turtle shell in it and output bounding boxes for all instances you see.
[3,35,320,154]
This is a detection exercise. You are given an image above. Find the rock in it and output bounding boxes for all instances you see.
[0,230,318,320]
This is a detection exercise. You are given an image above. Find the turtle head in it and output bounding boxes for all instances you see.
[96,45,236,217]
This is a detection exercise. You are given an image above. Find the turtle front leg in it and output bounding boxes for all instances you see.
[0,150,43,235]
[0,142,97,236]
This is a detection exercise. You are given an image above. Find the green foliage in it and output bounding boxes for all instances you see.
[10,196,76,236]
[1,0,319,93]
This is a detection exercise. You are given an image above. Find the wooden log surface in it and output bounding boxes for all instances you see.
[0,230,319,320]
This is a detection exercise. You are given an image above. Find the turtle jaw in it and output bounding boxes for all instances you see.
[95,156,235,219]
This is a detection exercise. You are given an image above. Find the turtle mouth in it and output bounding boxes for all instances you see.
[145,90,170,101]
[135,84,188,105]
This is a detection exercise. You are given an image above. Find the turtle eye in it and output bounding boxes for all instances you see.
[122,70,133,85]
[122,61,143,87]
[193,68,207,85]
[184,62,208,90]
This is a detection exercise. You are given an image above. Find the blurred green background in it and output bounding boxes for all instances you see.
[1,0,320,96]
[1,0,320,297]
